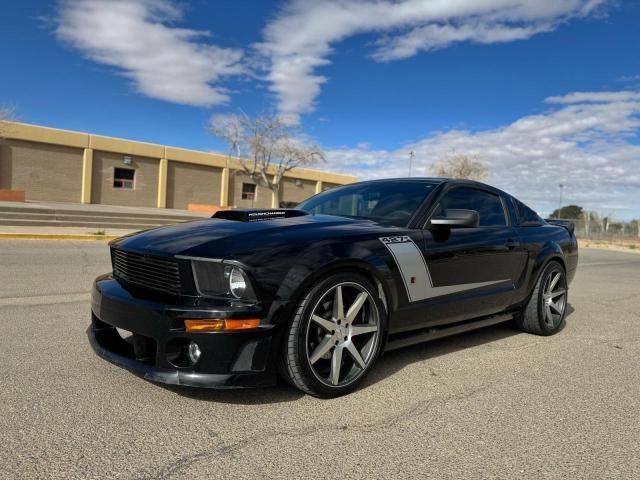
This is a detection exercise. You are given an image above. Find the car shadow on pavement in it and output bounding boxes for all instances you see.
[162,304,575,403]
[363,303,575,389]
[363,321,520,389]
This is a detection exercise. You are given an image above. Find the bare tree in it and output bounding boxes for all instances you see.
[582,210,592,238]
[210,113,324,208]
[630,219,640,240]
[430,153,488,181]
[603,214,612,234]
[590,211,603,234]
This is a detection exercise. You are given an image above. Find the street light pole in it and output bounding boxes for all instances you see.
[558,183,564,218]
[408,150,414,177]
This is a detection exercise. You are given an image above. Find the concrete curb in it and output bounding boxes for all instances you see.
[0,233,120,241]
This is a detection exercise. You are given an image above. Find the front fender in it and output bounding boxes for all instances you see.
[268,239,399,327]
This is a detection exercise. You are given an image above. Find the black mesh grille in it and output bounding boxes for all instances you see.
[112,249,182,295]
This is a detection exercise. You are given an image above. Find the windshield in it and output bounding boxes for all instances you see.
[298,181,438,226]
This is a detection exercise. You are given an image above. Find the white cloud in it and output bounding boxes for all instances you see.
[545,91,640,104]
[325,90,640,218]
[371,22,552,62]
[56,0,244,107]
[257,0,609,123]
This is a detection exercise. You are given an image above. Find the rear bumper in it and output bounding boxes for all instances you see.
[567,240,579,285]
[89,274,278,389]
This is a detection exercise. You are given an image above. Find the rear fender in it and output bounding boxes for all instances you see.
[524,241,566,301]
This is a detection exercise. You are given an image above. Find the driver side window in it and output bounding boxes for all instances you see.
[433,187,507,227]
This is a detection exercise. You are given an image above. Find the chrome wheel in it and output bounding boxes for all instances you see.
[542,269,566,328]
[305,282,381,387]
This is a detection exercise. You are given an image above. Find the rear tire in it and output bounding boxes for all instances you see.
[516,260,568,336]
[280,272,386,398]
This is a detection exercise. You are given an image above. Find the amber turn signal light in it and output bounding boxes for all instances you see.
[184,318,260,332]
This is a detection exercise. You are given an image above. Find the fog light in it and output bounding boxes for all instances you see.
[188,342,201,364]
[166,338,200,367]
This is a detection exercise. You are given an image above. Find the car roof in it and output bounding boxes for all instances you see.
[347,177,512,198]
[350,177,489,188]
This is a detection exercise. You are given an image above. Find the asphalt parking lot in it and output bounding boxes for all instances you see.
[1,241,639,479]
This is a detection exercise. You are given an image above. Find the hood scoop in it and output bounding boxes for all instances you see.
[212,208,309,222]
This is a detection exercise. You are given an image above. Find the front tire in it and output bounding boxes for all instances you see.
[516,260,568,335]
[281,272,385,398]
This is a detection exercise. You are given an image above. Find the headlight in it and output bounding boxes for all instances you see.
[228,266,247,298]
[191,261,256,300]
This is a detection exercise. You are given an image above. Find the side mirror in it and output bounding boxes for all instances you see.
[430,209,479,228]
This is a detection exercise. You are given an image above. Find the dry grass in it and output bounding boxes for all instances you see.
[579,238,640,254]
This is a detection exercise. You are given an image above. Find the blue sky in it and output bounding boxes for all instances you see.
[1,0,639,218]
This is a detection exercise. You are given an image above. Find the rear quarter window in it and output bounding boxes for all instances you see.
[513,198,544,226]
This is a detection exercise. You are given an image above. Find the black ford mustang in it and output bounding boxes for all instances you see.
[90,178,578,397]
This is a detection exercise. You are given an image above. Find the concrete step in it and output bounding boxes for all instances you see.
[0,218,172,230]
[0,211,200,225]
[0,205,205,222]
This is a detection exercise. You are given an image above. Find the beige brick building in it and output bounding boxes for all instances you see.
[0,122,356,209]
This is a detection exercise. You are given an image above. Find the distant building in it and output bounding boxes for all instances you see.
[0,121,356,209]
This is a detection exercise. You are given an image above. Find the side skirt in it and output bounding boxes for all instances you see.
[384,313,513,352]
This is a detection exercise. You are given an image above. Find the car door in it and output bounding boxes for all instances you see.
[391,185,527,333]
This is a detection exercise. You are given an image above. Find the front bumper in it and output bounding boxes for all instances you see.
[89,274,278,389]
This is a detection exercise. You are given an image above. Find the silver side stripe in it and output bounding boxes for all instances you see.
[379,236,509,302]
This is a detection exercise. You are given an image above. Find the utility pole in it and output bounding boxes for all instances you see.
[408,150,414,177]
[558,183,564,218]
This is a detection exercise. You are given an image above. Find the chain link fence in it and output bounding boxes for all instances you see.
[560,217,640,246]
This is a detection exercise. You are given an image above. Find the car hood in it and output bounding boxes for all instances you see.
[110,213,404,258]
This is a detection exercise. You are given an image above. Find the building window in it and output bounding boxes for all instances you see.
[241,183,256,200]
[113,167,135,189]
